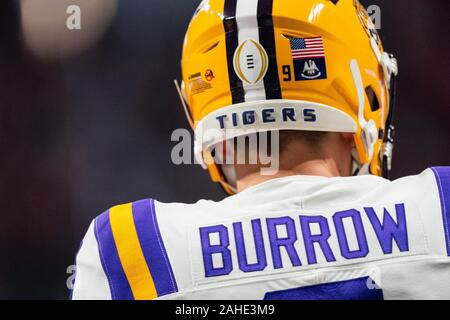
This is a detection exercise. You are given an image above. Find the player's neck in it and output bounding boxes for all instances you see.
[235,132,353,192]
[236,157,343,193]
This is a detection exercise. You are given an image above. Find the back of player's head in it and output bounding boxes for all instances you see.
[177,0,398,194]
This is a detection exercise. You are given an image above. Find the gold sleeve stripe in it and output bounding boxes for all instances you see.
[109,203,157,300]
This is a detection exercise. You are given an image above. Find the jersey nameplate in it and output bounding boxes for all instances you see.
[189,202,427,283]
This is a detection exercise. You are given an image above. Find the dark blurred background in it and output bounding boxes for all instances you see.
[0,0,448,299]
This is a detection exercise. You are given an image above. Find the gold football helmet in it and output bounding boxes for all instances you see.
[176,0,398,194]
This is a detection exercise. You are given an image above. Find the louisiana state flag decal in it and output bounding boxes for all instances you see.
[289,37,327,81]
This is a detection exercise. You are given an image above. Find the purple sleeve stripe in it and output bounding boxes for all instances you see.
[431,167,450,256]
[132,199,178,296]
[95,210,134,300]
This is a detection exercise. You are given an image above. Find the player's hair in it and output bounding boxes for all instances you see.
[230,130,330,164]
[279,130,329,155]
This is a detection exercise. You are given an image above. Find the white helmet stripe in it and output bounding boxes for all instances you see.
[235,0,267,102]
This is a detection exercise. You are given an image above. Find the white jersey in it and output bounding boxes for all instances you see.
[72,167,450,300]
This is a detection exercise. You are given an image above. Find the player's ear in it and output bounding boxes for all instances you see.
[340,133,355,148]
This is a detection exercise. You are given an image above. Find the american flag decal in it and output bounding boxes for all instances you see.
[290,37,325,60]
[289,36,327,81]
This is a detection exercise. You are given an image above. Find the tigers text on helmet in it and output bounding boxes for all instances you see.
[176,0,398,194]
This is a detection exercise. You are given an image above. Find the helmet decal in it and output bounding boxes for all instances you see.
[188,72,213,96]
[288,36,328,81]
[233,39,269,85]
[223,0,281,104]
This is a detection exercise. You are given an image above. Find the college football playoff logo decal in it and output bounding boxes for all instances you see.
[233,39,269,85]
